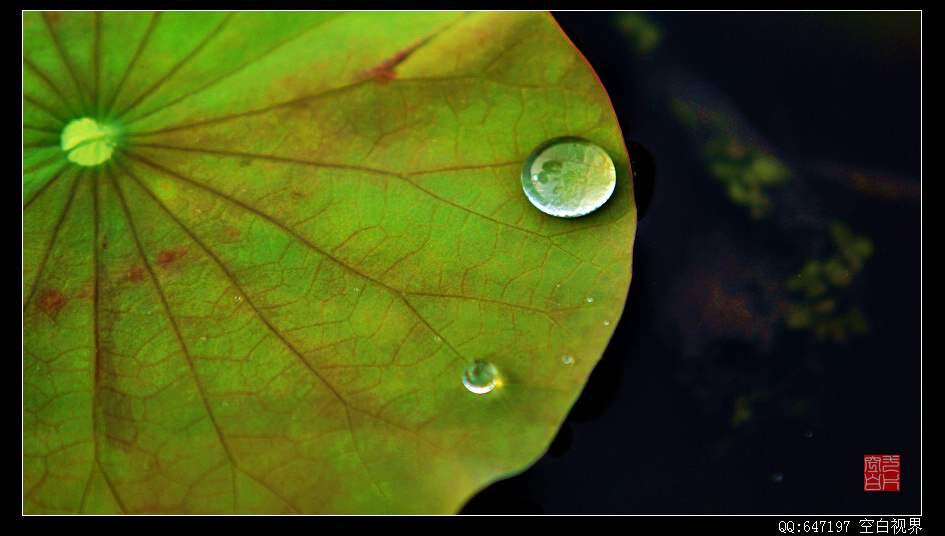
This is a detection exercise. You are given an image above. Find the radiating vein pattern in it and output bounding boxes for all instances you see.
[23,11,635,514]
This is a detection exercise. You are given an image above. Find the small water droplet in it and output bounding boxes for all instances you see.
[463,360,499,394]
[586,297,594,303]
[520,137,617,218]
[603,321,610,326]
[433,335,441,342]
[233,295,243,304]
[561,355,574,365]
[803,429,813,439]
[199,336,207,342]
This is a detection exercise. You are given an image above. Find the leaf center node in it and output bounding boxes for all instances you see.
[60,117,119,166]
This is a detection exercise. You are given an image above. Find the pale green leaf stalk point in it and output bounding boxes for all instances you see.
[60,117,119,166]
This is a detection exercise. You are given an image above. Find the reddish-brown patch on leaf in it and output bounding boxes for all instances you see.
[127,264,146,282]
[74,281,94,300]
[358,48,414,84]
[45,11,62,25]
[226,228,241,239]
[360,65,398,84]
[156,247,187,269]
[37,290,67,315]
[356,27,447,84]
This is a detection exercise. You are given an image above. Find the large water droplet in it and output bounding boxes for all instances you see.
[521,137,617,218]
[463,360,498,394]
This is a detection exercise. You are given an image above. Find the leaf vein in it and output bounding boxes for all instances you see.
[23,169,80,308]
[117,157,350,408]
[103,12,159,114]
[116,12,234,122]
[122,12,344,128]
[41,11,92,112]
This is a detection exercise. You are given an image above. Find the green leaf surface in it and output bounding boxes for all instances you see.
[23,11,636,514]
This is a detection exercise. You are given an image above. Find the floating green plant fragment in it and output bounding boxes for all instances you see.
[784,223,872,341]
[615,12,662,56]
[668,97,791,218]
[831,221,874,273]
[704,136,791,218]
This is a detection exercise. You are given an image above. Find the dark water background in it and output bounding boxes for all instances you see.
[462,11,921,515]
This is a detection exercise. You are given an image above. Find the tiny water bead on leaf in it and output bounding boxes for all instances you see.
[463,360,499,394]
[521,137,617,218]
[60,117,119,166]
